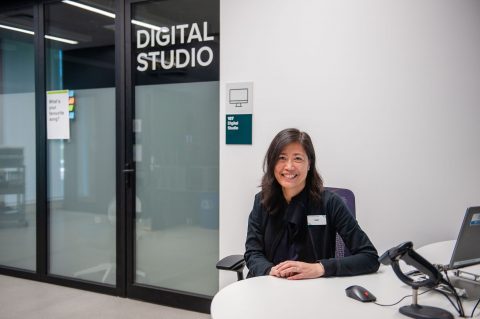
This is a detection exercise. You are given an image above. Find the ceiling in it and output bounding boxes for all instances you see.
[0,0,219,51]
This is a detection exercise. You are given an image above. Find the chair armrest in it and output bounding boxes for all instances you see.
[216,254,245,271]
[216,254,245,280]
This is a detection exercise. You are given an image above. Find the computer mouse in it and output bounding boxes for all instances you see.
[345,285,376,302]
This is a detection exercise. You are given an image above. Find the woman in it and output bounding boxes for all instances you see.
[244,128,379,279]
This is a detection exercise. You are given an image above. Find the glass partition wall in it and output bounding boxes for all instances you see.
[0,0,219,312]
[45,1,116,285]
[0,6,36,271]
[131,0,219,298]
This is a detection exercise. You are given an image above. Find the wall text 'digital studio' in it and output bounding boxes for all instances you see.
[136,22,215,72]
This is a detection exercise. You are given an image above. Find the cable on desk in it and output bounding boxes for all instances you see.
[375,287,478,318]
[374,289,432,307]
[434,287,462,316]
[471,298,480,318]
[443,269,465,317]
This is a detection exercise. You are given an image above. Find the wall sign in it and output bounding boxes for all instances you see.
[225,82,253,144]
[136,21,215,72]
[46,90,70,140]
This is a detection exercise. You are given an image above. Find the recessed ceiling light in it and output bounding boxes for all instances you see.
[0,24,78,44]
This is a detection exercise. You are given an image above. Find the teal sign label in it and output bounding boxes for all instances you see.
[226,114,252,144]
[225,82,253,145]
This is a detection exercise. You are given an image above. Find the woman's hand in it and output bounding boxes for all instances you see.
[271,260,325,280]
[269,265,281,277]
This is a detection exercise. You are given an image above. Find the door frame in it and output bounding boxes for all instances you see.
[122,0,212,313]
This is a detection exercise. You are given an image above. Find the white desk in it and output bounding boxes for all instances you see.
[211,240,479,319]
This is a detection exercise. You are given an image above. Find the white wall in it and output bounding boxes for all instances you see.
[219,0,480,288]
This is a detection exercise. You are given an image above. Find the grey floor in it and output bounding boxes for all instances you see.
[0,209,219,296]
[0,275,211,319]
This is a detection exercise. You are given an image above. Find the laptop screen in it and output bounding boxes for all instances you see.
[449,206,480,269]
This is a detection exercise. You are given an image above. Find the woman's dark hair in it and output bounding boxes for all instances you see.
[261,128,323,214]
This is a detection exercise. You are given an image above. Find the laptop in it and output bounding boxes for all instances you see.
[448,206,480,270]
[405,207,480,298]
[436,207,480,299]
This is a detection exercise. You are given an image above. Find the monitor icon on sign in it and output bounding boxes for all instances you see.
[229,88,248,107]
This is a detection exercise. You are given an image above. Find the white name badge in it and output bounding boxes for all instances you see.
[307,215,326,226]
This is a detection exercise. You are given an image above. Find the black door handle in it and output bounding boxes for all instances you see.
[123,165,135,187]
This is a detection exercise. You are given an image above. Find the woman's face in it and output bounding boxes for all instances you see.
[274,142,310,201]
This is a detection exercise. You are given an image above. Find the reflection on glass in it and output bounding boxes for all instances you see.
[0,7,36,270]
[135,82,219,296]
[133,0,220,297]
[45,1,116,285]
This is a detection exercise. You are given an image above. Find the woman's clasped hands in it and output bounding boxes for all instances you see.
[269,260,325,280]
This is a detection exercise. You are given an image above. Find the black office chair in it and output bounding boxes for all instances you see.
[216,187,356,280]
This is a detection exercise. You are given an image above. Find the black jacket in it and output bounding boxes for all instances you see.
[244,189,380,277]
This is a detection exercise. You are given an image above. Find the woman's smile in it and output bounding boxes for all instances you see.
[274,142,309,202]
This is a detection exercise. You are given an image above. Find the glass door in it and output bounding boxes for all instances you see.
[45,0,117,286]
[0,5,36,272]
[125,0,219,312]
